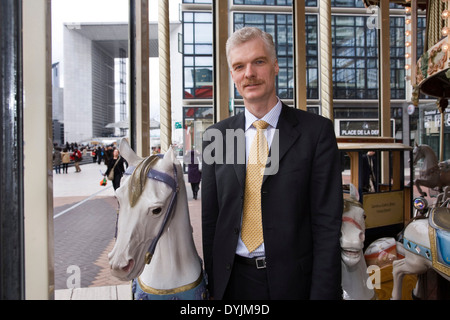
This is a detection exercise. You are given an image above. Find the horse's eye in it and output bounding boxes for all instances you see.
[152,207,162,215]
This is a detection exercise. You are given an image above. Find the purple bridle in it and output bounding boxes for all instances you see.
[124,154,179,264]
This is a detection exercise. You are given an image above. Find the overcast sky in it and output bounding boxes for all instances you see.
[51,0,180,63]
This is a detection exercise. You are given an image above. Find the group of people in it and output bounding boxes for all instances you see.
[52,146,83,174]
[91,145,114,165]
[52,144,127,191]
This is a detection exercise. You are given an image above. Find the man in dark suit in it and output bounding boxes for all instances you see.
[202,27,343,300]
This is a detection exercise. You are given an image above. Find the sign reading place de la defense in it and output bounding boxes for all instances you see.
[339,119,395,137]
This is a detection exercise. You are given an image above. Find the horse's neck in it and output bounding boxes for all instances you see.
[139,174,201,290]
[341,253,375,300]
[422,147,438,168]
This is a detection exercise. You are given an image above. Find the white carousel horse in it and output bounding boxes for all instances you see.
[108,139,207,300]
[391,199,450,300]
[412,144,450,197]
[341,186,376,300]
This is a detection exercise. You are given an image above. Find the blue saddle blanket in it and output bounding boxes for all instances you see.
[436,229,450,267]
[132,272,208,300]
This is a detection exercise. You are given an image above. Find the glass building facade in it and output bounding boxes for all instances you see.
[180,0,431,150]
[183,12,213,99]
[233,13,294,99]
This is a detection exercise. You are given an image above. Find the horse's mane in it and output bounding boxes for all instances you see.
[129,155,161,207]
[343,197,363,213]
[419,144,433,150]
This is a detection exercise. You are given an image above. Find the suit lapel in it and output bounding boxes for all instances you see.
[229,112,246,188]
[263,103,301,184]
[276,103,301,163]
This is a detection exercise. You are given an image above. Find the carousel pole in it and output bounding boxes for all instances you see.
[158,0,172,153]
[438,98,447,162]
[23,0,54,299]
[379,0,391,184]
[293,0,307,111]
[438,0,450,162]
[319,0,333,120]
[213,0,229,122]
[442,0,450,163]
[135,0,150,157]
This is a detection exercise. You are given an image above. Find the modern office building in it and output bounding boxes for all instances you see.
[179,0,436,154]
[60,21,182,144]
[52,62,64,145]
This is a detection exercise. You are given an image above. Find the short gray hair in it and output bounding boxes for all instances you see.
[226,27,277,68]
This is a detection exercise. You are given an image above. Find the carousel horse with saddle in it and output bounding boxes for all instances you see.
[391,144,450,299]
[340,185,376,300]
[391,189,450,299]
[108,139,207,300]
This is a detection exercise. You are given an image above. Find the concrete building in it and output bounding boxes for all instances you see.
[52,62,64,145]
[61,21,182,143]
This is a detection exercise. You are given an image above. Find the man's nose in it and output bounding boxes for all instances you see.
[244,64,256,78]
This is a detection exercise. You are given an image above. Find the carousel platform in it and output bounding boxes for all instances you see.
[55,284,132,300]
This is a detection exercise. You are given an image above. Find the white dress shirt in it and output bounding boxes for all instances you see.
[235,98,282,258]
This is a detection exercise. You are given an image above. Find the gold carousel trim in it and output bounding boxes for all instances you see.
[137,272,203,295]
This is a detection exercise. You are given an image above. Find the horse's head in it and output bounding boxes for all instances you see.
[412,143,439,168]
[108,139,180,281]
[341,185,366,267]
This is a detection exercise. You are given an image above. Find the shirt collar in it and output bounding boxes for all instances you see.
[244,98,282,131]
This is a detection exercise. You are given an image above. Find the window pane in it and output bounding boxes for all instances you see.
[182,11,213,100]
[233,12,318,99]
[332,15,405,100]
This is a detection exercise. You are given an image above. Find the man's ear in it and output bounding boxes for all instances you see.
[274,59,279,76]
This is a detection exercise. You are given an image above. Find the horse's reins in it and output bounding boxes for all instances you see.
[124,154,179,265]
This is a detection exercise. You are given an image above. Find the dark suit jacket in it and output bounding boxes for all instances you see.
[201,103,343,300]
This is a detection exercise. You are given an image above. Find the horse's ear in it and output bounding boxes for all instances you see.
[349,183,360,202]
[163,145,176,163]
[119,138,142,166]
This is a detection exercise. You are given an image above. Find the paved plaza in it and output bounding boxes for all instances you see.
[53,159,202,299]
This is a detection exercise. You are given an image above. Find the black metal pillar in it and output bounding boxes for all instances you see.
[0,0,25,299]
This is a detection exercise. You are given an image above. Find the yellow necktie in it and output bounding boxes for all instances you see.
[241,120,269,252]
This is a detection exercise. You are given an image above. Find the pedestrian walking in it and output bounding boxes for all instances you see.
[104,148,127,190]
[61,148,70,174]
[53,146,62,174]
[92,147,97,163]
[72,148,82,173]
[97,146,104,165]
[184,149,202,200]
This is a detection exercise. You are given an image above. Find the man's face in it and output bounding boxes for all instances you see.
[228,38,279,105]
